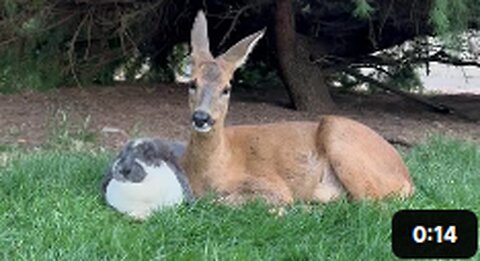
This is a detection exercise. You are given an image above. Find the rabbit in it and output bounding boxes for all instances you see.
[101,138,193,220]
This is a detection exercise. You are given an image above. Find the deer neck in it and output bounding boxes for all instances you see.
[182,121,232,195]
[183,122,229,171]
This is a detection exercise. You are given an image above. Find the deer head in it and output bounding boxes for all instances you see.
[185,10,265,133]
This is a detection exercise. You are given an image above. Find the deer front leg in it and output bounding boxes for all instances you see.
[218,175,294,206]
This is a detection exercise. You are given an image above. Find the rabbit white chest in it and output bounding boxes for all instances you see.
[105,159,184,220]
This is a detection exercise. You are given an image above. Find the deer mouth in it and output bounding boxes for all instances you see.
[192,121,213,133]
[191,110,215,133]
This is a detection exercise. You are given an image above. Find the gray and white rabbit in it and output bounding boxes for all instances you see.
[101,138,193,220]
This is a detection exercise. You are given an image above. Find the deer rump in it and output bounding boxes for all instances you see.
[180,11,414,205]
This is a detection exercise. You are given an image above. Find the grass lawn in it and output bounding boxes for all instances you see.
[0,137,479,260]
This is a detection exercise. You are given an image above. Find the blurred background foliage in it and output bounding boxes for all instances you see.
[0,0,478,95]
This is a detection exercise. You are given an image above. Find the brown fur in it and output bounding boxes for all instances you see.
[180,11,414,205]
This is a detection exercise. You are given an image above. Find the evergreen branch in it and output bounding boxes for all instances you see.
[68,10,90,87]
[218,4,254,48]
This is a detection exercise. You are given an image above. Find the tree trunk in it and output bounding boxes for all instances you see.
[274,0,334,112]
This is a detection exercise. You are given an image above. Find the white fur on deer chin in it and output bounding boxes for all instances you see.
[105,159,184,220]
[192,122,212,133]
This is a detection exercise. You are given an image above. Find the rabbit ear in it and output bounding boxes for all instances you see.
[117,157,146,183]
[114,143,136,175]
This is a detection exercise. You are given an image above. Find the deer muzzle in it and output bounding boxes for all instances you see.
[192,110,215,133]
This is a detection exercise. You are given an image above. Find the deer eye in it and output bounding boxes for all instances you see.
[222,87,231,96]
[188,84,197,93]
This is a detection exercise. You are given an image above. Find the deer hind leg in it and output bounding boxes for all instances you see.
[317,116,414,200]
[311,164,345,203]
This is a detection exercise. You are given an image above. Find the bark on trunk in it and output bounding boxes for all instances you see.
[274,0,334,112]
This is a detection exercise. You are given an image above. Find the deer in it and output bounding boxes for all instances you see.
[180,11,414,205]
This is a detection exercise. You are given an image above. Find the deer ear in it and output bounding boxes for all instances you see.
[191,10,213,62]
[218,28,265,72]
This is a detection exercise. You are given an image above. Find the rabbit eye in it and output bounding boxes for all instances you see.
[120,166,131,175]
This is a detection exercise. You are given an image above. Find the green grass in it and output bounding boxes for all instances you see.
[0,137,478,260]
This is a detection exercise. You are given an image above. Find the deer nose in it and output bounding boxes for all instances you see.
[192,110,212,128]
